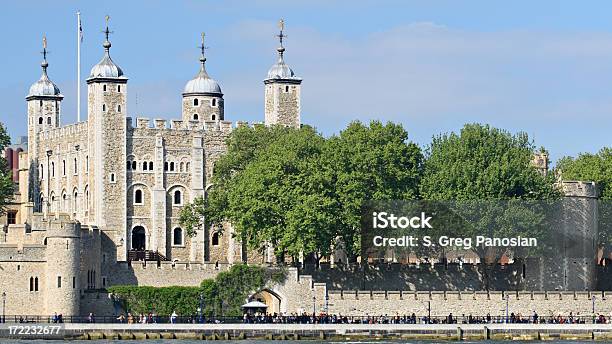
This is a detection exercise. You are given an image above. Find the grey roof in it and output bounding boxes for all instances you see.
[89,40,124,79]
[28,61,62,98]
[183,57,222,95]
[265,47,301,82]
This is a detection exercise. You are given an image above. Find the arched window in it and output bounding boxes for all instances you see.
[173,228,183,246]
[117,104,122,113]
[117,85,121,92]
[62,192,67,211]
[85,186,89,210]
[74,158,77,174]
[47,117,51,125]
[170,162,175,171]
[134,189,143,205]
[285,85,290,92]
[211,98,217,107]
[132,161,137,170]
[73,190,78,213]
[164,162,168,171]
[127,161,131,170]
[212,232,220,246]
[211,114,216,120]
[186,162,190,171]
[51,162,55,177]
[38,117,43,125]
[39,100,43,107]
[103,85,107,92]
[62,160,66,176]
[34,277,39,291]
[86,156,89,171]
[193,114,199,120]
[30,277,34,291]
[142,162,148,171]
[40,164,44,179]
[193,98,199,106]
[149,162,153,170]
[173,190,182,205]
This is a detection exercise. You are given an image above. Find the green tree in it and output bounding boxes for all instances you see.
[420,123,558,201]
[223,125,337,260]
[557,148,612,199]
[0,122,12,215]
[419,124,560,268]
[328,121,423,260]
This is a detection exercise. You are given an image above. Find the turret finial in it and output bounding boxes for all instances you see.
[102,15,113,51]
[41,35,49,72]
[276,19,286,57]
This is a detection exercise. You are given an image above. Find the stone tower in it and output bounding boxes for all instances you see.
[182,33,224,123]
[44,216,81,316]
[86,19,128,261]
[26,36,63,211]
[264,19,302,128]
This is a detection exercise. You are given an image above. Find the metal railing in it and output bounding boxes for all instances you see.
[0,314,608,325]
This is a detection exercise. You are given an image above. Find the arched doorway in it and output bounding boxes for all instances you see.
[250,289,282,314]
[131,226,146,251]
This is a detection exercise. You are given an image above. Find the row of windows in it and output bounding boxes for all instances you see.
[192,98,218,107]
[127,160,153,171]
[38,116,53,125]
[102,84,122,92]
[164,161,190,172]
[102,104,122,112]
[130,226,219,248]
[39,156,88,180]
[127,160,191,172]
[192,114,217,121]
[40,186,90,214]
[134,189,183,206]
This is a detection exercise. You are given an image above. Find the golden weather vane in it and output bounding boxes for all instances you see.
[278,18,284,31]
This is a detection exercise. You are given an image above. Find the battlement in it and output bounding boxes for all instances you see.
[561,180,598,198]
[127,116,235,134]
[37,121,87,141]
[116,260,231,271]
[328,289,606,301]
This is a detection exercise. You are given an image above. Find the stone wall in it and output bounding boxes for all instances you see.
[105,261,228,287]
[327,290,611,317]
[302,263,522,291]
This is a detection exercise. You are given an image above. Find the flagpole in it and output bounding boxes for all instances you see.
[77,11,81,122]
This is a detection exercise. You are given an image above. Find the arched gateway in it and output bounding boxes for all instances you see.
[250,289,282,314]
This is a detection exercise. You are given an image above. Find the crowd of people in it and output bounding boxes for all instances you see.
[39,310,609,324]
[241,311,609,325]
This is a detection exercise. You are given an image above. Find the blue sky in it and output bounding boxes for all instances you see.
[2,1,612,163]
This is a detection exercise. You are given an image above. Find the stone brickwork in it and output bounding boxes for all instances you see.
[327,290,612,317]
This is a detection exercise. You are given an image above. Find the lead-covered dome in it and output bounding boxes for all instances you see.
[28,61,62,97]
[267,58,296,79]
[183,55,222,95]
[89,39,124,79]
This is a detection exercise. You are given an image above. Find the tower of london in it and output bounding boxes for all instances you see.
[0,18,608,320]
[0,19,305,316]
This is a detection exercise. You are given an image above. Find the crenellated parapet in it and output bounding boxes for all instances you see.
[128,116,235,134]
[36,121,88,142]
[561,180,598,198]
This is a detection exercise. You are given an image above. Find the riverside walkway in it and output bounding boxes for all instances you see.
[2,323,612,340]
